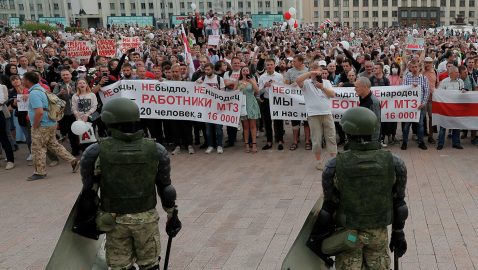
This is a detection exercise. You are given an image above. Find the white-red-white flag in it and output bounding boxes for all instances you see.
[432,90,478,129]
[181,24,196,79]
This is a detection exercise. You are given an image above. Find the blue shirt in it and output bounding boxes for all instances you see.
[28,84,56,127]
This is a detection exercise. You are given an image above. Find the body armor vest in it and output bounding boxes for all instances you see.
[99,131,159,214]
[335,142,395,230]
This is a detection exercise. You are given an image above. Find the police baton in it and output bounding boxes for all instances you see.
[163,209,178,270]
[394,252,399,270]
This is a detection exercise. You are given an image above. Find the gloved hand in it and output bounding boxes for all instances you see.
[165,209,182,237]
[306,236,335,268]
[390,230,407,257]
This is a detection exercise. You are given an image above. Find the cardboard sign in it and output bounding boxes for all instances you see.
[120,37,140,53]
[67,41,92,59]
[96,39,116,58]
[208,35,220,46]
[16,94,29,112]
[406,36,425,50]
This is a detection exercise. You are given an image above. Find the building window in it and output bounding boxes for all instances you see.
[373,21,378,27]
[363,0,368,6]
[373,11,378,16]
[460,0,465,5]
[470,10,475,17]
[344,0,349,6]
[149,3,154,9]
[180,2,184,8]
[344,11,349,17]
[265,1,270,7]
[421,11,427,17]
[392,0,398,5]
[227,2,232,8]
[392,10,398,16]
[324,0,330,6]
[411,11,417,16]
[363,11,369,17]
[353,0,359,6]
[207,2,212,8]
[53,3,59,10]
[168,3,173,9]
[98,2,101,9]
[278,1,282,7]
[141,3,146,9]
[37,3,42,9]
[314,0,319,7]
[382,21,388,27]
[131,3,135,9]
[412,0,417,5]
[440,0,446,5]
[401,10,408,17]
[431,0,437,5]
[401,0,407,5]
[430,11,436,17]
[325,11,330,17]
[440,10,445,16]
[334,11,339,17]
[459,10,464,15]
[382,11,388,16]
[353,22,359,28]
[248,1,251,7]
[354,11,359,17]
[120,3,125,9]
[363,21,369,28]
[110,3,115,9]
[18,3,23,10]
[334,0,340,5]
[258,1,262,8]
[450,0,456,5]
[314,11,319,18]
[470,0,475,6]
[238,1,243,8]
[450,10,455,17]
[382,0,388,5]
[373,0,378,6]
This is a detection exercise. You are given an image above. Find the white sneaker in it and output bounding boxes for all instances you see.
[217,146,223,154]
[381,140,388,148]
[26,154,32,161]
[5,162,15,170]
[316,160,324,171]
[188,145,195,154]
[205,146,214,154]
[171,146,181,155]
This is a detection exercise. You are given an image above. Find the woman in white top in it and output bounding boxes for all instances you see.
[72,78,98,122]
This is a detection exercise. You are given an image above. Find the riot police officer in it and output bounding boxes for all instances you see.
[79,97,181,270]
[307,107,408,269]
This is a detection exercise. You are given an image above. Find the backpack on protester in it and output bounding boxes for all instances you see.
[33,89,66,121]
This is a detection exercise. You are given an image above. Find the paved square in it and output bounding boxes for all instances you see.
[0,131,477,270]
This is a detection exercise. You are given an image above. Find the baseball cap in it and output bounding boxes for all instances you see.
[318,60,327,66]
[424,57,433,62]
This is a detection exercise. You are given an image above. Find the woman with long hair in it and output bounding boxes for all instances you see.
[236,67,261,153]
[72,79,98,151]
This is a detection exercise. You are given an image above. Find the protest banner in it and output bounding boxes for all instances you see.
[16,94,29,111]
[432,90,478,129]
[269,83,422,122]
[96,39,116,57]
[120,37,141,53]
[405,36,425,50]
[99,80,243,127]
[66,41,92,59]
[208,35,220,46]
[351,38,363,47]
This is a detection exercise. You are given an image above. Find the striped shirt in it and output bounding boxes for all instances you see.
[403,72,430,106]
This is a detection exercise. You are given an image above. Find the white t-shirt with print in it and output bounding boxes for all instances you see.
[302,79,333,116]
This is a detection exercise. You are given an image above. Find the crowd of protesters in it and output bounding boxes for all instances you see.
[1,11,477,178]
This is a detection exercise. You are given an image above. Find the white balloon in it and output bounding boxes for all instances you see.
[147,33,155,39]
[15,33,20,37]
[288,18,295,26]
[350,32,355,38]
[322,32,328,39]
[191,3,196,9]
[71,121,89,135]
[390,44,395,50]
[89,28,95,34]
[289,7,296,15]
[45,36,52,43]
[413,29,419,35]
[340,41,350,50]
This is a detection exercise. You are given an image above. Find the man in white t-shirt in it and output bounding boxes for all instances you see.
[296,63,337,170]
[223,57,242,147]
[196,63,226,154]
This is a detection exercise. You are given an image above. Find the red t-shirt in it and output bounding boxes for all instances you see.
[438,71,449,81]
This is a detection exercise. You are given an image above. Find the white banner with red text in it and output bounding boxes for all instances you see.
[432,90,478,129]
[99,80,243,127]
[269,84,422,122]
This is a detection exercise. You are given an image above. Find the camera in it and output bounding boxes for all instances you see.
[316,76,323,83]
[102,72,108,77]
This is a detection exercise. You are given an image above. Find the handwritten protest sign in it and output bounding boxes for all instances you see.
[66,41,92,59]
[96,39,116,57]
[99,80,243,127]
[269,83,422,122]
[120,37,140,53]
[16,94,28,112]
[406,36,425,50]
[208,35,220,46]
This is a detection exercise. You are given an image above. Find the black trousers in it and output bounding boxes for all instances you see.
[193,122,206,145]
[142,119,164,144]
[163,119,175,144]
[0,111,14,162]
[173,120,193,147]
[260,98,284,144]
[58,114,80,156]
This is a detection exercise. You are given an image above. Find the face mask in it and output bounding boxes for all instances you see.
[391,68,398,75]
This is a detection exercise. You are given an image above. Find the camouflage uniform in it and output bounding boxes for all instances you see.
[31,126,76,175]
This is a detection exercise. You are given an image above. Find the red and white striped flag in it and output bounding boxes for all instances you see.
[432,90,478,129]
[181,24,196,79]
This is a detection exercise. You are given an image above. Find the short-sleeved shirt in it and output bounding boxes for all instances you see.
[28,83,56,127]
[285,67,309,84]
[302,79,333,116]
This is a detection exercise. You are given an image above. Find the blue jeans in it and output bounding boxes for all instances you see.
[402,108,425,144]
[438,127,461,147]
[206,123,223,147]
